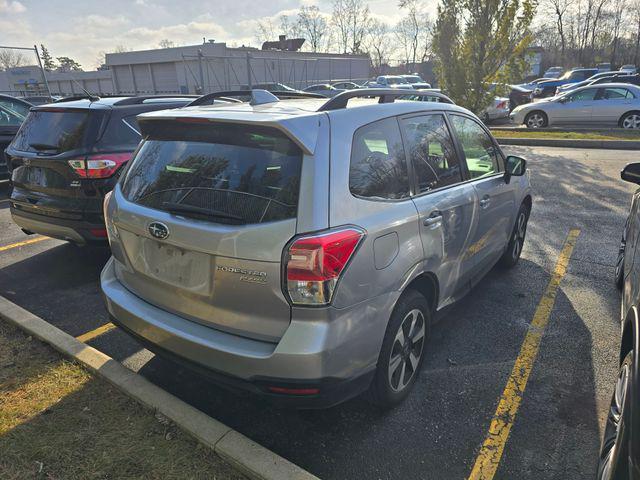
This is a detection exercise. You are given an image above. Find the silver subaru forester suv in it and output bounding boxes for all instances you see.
[101,89,532,409]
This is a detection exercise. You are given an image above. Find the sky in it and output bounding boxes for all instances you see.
[0,0,434,69]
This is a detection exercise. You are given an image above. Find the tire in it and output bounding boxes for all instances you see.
[597,351,633,480]
[620,111,640,130]
[368,289,431,409]
[524,111,548,128]
[499,203,530,268]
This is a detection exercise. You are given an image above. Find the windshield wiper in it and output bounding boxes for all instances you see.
[161,202,243,221]
[29,142,60,152]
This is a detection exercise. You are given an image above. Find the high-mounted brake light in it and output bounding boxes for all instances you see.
[285,227,365,305]
[67,152,132,178]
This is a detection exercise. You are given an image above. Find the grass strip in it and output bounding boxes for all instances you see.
[492,129,640,141]
[0,320,243,480]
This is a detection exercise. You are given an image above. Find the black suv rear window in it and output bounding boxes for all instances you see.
[122,121,303,225]
[11,109,103,153]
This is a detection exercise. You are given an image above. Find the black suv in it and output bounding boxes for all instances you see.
[5,96,194,244]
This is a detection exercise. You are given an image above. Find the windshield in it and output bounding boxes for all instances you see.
[404,76,423,84]
[387,77,408,85]
[0,105,26,127]
[122,121,303,225]
[559,71,573,80]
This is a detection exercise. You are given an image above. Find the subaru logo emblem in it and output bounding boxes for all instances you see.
[148,221,169,240]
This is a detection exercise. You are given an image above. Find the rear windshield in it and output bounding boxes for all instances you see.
[121,121,303,225]
[11,109,103,154]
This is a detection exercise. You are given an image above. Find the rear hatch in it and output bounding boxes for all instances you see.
[6,107,106,220]
[112,119,304,342]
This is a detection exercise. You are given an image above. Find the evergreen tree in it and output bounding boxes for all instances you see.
[40,44,55,71]
[432,0,537,113]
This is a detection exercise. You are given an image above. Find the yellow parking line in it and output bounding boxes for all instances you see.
[468,228,580,480]
[76,322,116,343]
[0,236,49,252]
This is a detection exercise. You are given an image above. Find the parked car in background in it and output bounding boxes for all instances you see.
[332,81,361,90]
[0,95,32,179]
[543,66,564,78]
[511,83,640,128]
[589,74,640,88]
[303,84,340,97]
[19,95,58,105]
[508,84,534,111]
[597,62,612,72]
[533,68,599,98]
[481,96,510,122]
[555,71,622,95]
[369,75,412,88]
[516,77,553,91]
[620,64,638,74]
[598,162,640,479]
[5,95,195,245]
[400,75,431,89]
[101,88,531,409]
[240,83,304,93]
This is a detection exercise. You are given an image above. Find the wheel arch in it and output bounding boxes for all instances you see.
[620,305,640,463]
[402,271,439,314]
[522,194,532,213]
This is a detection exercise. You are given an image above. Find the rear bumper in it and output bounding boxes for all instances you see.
[101,257,385,408]
[10,207,107,245]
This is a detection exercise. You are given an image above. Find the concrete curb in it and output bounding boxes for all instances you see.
[496,137,640,150]
[0,295,319,480]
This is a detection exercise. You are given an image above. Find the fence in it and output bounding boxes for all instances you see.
[0,45,50,97]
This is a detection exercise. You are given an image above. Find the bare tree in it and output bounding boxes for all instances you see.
[544,0,573,65]
[0,50,27,71]
[332,0,371,53]
[297,6,329,52]
[364,19,393,74]
[395,0,432,68]
[158,39,176,49]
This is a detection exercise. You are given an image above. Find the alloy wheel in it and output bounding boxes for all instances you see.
[388,309,426,392]
[622,114,640,129]
[527,113,545,128]
[512,211,527,260]
[598,362,630,479]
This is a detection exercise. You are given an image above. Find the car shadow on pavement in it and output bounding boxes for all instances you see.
[130,258,602,480]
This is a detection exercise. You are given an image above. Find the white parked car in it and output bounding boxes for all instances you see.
[369,75,412,89]
[400,75,431,89]
[510,83,640,128]
[481,97,510,122]
[303,84,340,97]
[620,64,638,74]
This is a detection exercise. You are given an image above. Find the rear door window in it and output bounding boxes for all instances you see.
[10,109,103,154]
[349,117,410,200]
[94,115,141,151]
[122,121,303,225]
[400,114,462,193]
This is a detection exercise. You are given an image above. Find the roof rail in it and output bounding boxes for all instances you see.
[54,95,102,103]
[317,88,454,111]
[187,89,325,107]
[113,95,199,106]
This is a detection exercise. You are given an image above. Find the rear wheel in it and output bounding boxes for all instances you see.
[524,111,547,128]
[368,289,431,409]
[597,351,633,480]
[499,203,529,268]
[620,111,640,129]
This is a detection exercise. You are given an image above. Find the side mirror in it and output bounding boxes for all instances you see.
[621,163,640,184]
[505,155,527,179]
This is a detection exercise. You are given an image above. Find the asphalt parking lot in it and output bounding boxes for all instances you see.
[0,145,631,479]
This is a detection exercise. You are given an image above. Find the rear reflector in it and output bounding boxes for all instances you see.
[90,228,108,238]
[267,386,320,396]
[285,227,365,305]
[68,152,132,178]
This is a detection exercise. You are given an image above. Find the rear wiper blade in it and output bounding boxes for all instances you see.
[161,202,243,221]
[29,142,60,152]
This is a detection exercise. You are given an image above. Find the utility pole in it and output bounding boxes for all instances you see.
[246,52,252,89]
[33,45,51,96]
[197,49,205,94]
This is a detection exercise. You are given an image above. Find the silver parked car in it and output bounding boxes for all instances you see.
[511,83,640,128]
[101,88,532,408]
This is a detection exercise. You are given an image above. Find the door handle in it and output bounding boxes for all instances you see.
[479,196,491,208]
[424,211,443,227]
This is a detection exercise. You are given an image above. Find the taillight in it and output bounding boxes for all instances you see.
[67,153,131,178]
[285,227,365,306]
[496,100,508,110]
